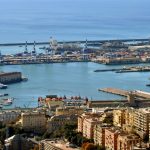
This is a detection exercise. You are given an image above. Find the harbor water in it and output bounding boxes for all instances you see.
[0,62,150,108]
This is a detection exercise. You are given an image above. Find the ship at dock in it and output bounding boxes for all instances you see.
[0,83,7,89]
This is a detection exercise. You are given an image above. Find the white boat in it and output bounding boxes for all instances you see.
[0,93,9,97]
[0,83,7,89]
[3,98,13,106]
[21,76,28,81]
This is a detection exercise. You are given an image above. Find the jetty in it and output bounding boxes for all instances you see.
[99,87,150,100]
[98,88,128,97]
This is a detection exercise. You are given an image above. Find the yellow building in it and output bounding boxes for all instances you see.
[56,106,84,116]
[94,124,111,147]
[113,109,126,127]
[47,114,78,133]
[134,109,150,139]
[21,111,47,133]
[123,108,135,133]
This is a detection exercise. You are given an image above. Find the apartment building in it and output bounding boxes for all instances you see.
[83,117,101,139]
[105,128,121,150]
[94,124,111,147]
[123,108,135,133]
[20,111,47,133]
[0,110,21,125]
[117,134,140,150]
[134,109,150,139]
[113,109,126,127]
[47,114,78,133]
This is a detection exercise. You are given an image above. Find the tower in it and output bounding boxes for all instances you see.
[24,41,28,54]
[31,41,36,56]
[127,91,136,107]
[82,39,88,60]
[0,50,3,62]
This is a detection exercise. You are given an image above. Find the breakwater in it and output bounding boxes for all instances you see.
[0,38,150,47]
[94,66,150,73]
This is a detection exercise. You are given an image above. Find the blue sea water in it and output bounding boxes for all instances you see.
[0,0,150,43]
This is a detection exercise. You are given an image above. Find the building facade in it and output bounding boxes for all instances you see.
[47,114,78,133]
[94,124,111,147]
[134,109,150,139]
[83,117,100,139]
[21,111,47,133]
[113,109,126,127]
[117,134,140,150]
[105,128,120,150]
[0,110,21,125]
[123,108,135,133]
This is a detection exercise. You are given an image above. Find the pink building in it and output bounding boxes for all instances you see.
[78,113,102,134]
[83,117,101,139]
[105,128,120,150]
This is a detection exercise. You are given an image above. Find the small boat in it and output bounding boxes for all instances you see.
[0,93,9,97]
[3,98,14,106]
[0,83,7,89]
[22,76,28,81]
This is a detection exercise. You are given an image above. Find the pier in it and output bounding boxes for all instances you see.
[99,87,150,100]
[98,88,129,97]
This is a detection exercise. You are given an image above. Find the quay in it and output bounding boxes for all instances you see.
[98,88,128,97]
[99,87,150,100]
[0,38,150,47]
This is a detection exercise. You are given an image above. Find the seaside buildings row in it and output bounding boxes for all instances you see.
[78,108,150,150]
[1,104,150,149]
